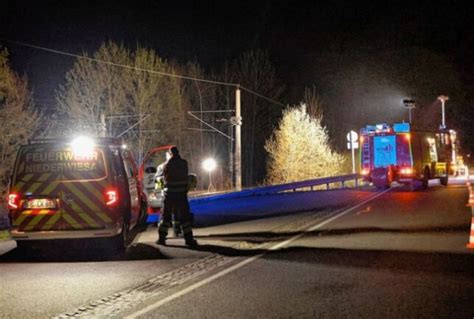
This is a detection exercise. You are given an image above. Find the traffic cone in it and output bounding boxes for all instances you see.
[467,214,474,249]
[467,183,474,248]
[467,192,474,207]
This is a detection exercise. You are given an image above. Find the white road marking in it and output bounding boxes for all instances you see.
[126,187,393,318]
[0,239,17,256]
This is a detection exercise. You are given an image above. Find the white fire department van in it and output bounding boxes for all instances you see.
[8,136,147,250]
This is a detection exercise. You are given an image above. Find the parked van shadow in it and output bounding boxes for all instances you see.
[162,243,267,257]
[0,241,170,262]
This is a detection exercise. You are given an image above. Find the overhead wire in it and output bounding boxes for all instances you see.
[2,39,288,108]
[3,39,240,86]
[239,86,287,108]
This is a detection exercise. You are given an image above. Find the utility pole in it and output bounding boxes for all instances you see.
[437,95,449,129]
[229,121,234,189]
[235,85,242,191]
[402,99,415,123]
[99,113,106,137]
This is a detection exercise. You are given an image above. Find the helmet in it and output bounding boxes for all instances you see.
[169,146,179,156]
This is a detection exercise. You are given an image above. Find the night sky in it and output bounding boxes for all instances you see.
[1,1,474,131]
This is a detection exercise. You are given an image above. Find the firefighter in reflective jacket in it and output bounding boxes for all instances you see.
[156,146,197,247]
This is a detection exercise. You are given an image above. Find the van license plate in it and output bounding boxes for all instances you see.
[24,199,56,209]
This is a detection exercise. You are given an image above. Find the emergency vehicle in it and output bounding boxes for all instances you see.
[7,136,147,250]
[138,145,172,222]
[359,123,451,189]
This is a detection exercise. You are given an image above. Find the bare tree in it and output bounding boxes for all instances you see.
[54,42,130,136]
[303,85,324,120]
[230,50,285,185]
[54,42,186,163]
[125,46,185,162]
[179,62,232,189]
[0,48,40,194]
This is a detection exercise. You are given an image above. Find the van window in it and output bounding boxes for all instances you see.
[109,148,126,178]
[13,144,107,182]
[396,134,413,167]
[122,151,136,178]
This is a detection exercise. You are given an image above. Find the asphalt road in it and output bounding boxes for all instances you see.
[1,180,473,318]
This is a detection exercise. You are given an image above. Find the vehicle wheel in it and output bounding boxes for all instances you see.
[112,219,130,252]
[422,168,430,190]
[371,167,390,190]
[440,175,449,186]
[386,166,393,188]
[138,202,148,225]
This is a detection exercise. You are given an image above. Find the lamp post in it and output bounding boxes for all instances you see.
[437,95,449,129]
[402,99,416,123]
[202,158,217,192]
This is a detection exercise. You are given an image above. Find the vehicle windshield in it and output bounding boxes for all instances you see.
[13,144,107,182]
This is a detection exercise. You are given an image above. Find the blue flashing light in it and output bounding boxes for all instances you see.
[375,123,390,133]
[394,123,410,133]
[362,125,376,134]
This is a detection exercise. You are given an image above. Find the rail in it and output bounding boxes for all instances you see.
[191,174,361,203]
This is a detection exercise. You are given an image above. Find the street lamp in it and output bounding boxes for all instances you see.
[202,158,217,191]
[402,99,416,123]
[437,95,449,129]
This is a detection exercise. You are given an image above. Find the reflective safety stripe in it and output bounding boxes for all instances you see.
[13,210,34,227]
[11,145,114,232]
[24,213,48,231]
[62,213,83,229]
[42,213,61,230]
[165,187,188,193]
[0,230,11,241]
[62,182,112,226]
[26,173,53,194]
[14,173,34,192]
[159,221,171,228]
[181,222,192,235]
[41,180,61,195]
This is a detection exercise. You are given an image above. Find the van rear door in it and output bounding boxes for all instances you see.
[10,143,113,232]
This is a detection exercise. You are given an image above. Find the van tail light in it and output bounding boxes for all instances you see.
[400,167,413,175]
[8,193,19,209]
[105,189,119,206]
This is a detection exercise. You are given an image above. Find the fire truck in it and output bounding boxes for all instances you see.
[359,123,452,189]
